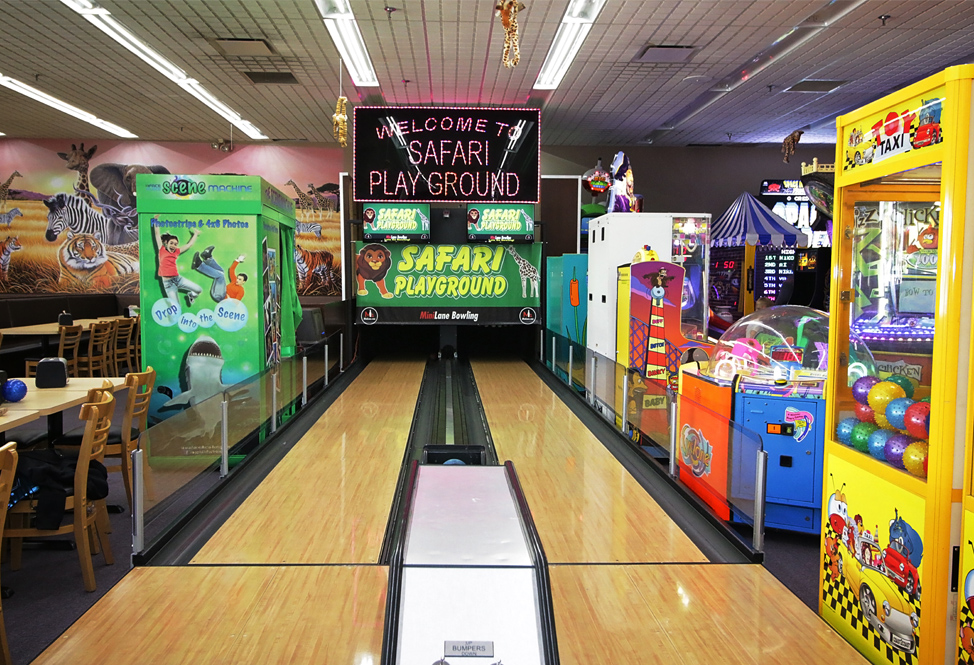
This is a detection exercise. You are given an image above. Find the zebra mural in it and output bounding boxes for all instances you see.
[43,193,138,245]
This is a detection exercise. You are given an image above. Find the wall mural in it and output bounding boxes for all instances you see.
[0,138,345,296]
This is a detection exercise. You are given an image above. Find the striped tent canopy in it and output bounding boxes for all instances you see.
[711,191,809,248]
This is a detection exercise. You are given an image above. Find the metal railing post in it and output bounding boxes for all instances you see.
[551,337,556,372]
[302,356,308,406]
[753,450,769,551]
[588,356,596,405]
[539,328,544,362]
[339,333,345,372]
[567,345,573,387]
[668,390,679,478]
[271,371,278,433]
[131,448,144,555]
[220,397,229,478]
[325,343,330,387]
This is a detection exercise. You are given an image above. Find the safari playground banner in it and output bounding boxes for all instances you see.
[354,241,541,325]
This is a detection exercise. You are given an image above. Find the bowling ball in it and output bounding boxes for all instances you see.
[884,374,915,399]
[884,434,912,469]
[851,422,879,452]
[903,441,928,478]
[443,459,466,465]
[867,429,896,461]
[874,412,894,430]
[836,417,858,445]
[854,401,875,424]
[904,402,931,439]
[885,397,915,431]
[2,379,27,403]
[852,376,881,405]
[868,381,906,415]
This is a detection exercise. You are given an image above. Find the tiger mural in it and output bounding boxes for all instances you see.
[295,245,337,294]
[58,231,138,290]
[0,236,22,281]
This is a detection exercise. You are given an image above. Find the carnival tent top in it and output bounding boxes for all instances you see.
[711,191,809,248]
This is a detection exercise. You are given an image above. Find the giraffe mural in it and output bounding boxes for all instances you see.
[57,143,97,205]
[303,184,321,220]
[504,245,539,299]
[286,180,314,221]
[0,171,22,213]
[308,184,331,218]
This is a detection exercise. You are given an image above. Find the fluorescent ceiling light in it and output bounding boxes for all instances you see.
[314,0,379,86]
[534,0,607,90]
[60,0,269,139]
[0,74,137,138]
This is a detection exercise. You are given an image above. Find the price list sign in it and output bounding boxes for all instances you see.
[755,246,796,302]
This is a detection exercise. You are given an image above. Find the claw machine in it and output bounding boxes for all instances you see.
[821,65,974,665]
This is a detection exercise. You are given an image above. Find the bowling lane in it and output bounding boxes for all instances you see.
[192,358,426,564]
[33,565,388,664]
[472,358,706,564]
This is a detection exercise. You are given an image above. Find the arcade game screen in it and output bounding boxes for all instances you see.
[850,199,937,387]
[754,246,796,303]
[671,216,709,341]
[709,246,744,317]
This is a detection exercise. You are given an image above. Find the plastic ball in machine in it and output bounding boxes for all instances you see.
[868,381,907,415]
[903,441,928,478]
[854,401,875,424]
[874,412,894,430]
[904,402,931,439]
[851,422,879,452]
[852,376,881,405]
[885,397,915,431]
[868,429,896,461]
[836,417,858,445]
[2,379,27,403]
[885,374,915,399]
[884,434,912,469]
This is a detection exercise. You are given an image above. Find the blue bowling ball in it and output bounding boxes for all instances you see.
[2,379,27,403]
[836,417,858,445]
[443,458,466,465]
[867,429,896,460]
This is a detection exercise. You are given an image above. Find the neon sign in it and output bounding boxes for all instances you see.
[353,106,540,203]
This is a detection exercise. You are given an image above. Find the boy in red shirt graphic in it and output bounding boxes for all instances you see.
[192,246,248,301]
[154,224,202,306]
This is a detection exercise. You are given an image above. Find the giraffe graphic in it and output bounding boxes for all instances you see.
[504,246,539,299]
[308,183,335,218]
[0,171,22,213]
[286,180,315,221]
[303,184,322,220]
[57,143,97,205]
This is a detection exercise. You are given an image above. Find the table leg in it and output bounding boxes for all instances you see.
[47,411,63,442]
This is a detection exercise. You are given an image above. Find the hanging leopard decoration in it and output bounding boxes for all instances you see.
[333,96,348,147]
[496,0,525,68]
[781,129,804,163]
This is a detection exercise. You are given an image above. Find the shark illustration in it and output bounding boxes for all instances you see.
[157,335,231,408]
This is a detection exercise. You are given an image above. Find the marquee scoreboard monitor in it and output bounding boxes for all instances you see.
[709,246,744,313]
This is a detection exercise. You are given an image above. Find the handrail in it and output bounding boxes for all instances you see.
[380,460,419,665]
[504,460,560,665]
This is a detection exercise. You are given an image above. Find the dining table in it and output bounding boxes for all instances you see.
[1,376,126,442]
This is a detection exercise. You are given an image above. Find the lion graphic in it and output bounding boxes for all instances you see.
[356,243,394,299]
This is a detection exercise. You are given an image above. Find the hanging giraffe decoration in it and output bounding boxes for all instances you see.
[0,171,22,213]
[57,143,98,205]
[496,0,525,68]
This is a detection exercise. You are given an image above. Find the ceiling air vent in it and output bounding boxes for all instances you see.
[633,45,697,63]
[214,39,275,57]
[245,71,300,85]
[786,80,846,93]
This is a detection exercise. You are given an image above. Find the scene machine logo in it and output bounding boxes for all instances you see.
[680,424,712,478]
[162,177,206,197]
[360,307,379,325]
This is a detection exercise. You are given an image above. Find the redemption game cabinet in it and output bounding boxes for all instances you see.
[820,65,974,665]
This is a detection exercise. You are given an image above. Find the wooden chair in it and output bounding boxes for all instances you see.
[6,390,114,592]
[76,321,114,377]
[0,442,17,665]
[133,316,142,370]
[111,317,136,376]
[53,368,155,510]
[25,325,83,378]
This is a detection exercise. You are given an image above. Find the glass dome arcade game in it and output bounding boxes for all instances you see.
[821,65,974,665]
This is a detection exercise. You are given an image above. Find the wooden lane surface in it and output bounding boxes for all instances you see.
[33,565,387,664]
[551,563,867,664]
[472,358,705,564]
[191,358,426,565]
